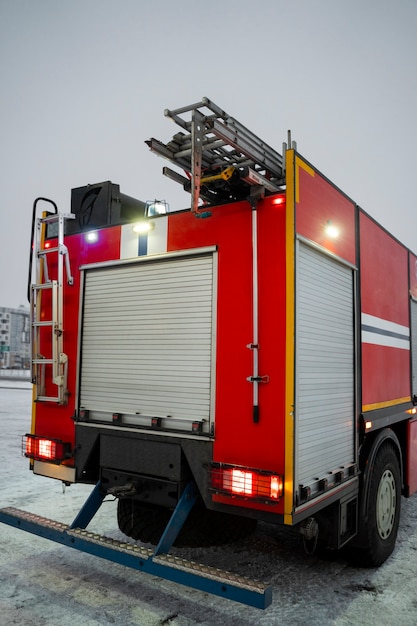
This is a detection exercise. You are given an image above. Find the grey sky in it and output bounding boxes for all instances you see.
[1,0,417,309]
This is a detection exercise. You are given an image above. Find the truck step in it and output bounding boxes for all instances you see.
[153,552,269,594]
[0,507,272,609]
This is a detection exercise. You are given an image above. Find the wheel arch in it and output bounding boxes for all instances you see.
[359,428,403,523]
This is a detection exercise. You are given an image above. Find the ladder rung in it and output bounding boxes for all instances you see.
[32,359,55,365]
[32,282,55,290]
[39,247,59,255]
[40,213,75,224]
[32,320,54,327]
[36,395,61,403]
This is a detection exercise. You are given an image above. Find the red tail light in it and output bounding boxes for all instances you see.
[210,463,283,504]
[23,434,70,464]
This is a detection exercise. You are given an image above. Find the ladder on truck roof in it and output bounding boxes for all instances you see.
[30,199,75,403]
[146,97,286,213]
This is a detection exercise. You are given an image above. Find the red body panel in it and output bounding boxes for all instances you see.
[167,198,287,480]
[361,346,410,409]
[31,154,417,515]
[35,198,287,514]
[359,213,410,409]
[360,214,409,326]
[295,158,356,265]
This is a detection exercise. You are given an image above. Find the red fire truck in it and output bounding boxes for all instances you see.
[2,97,417,608]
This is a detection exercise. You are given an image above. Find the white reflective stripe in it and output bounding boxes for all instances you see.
[361,313,410,350]
[148,216,168,255]
[120,224,140,259]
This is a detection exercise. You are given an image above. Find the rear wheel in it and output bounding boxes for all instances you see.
[354,443,401,566]
[117,498,257,547]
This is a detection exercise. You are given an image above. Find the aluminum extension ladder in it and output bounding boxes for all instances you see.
[145,97,286,214]
[30,201,74,403]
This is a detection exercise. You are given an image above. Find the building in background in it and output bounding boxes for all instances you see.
[0,306,30,369]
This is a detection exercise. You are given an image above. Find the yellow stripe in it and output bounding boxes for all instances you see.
[284,149,296,524]
[362,396,411,412]
[295,156,315,203]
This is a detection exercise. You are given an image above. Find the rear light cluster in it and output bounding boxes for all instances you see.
[210,463,283,504]
[23,434,71,464]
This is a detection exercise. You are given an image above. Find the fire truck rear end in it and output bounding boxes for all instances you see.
[3,97,417,608]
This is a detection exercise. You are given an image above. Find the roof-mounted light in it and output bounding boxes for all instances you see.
[145,199,169,217]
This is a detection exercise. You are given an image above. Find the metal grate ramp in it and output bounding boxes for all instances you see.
[0,506,272,609]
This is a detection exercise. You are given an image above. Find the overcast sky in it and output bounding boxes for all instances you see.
[1,0,417,309]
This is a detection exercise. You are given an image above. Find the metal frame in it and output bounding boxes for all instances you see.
[0,481,272,609]
[31,211,74,403]
[294,238,358,504]
[75,246,218,437]
[146,97,285,212]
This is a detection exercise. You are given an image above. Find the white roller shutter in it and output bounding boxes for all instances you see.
[296,242,355,489]
[79,251,216,434]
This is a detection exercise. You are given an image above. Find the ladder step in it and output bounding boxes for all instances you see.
[36,395,61,402]
[39,247,59,255]
[32,282,55,290]
[153,553,269,594]
[32,320,54,327]
[40,212,75,224]
[32,358,55,364]
[0,507,272,609]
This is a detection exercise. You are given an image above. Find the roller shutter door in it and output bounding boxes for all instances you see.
[79,252,215,434]
[296,242,355,489]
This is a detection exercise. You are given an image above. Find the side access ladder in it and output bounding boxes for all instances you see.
[145,96,286,214]
[30,199,75,404]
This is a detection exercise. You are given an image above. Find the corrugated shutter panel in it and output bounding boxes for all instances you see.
[79,253,215,432]
[411,300,417,396]
[296,243,354,488]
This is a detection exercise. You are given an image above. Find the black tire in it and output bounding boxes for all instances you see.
[354,443,401,567]
[117,498,257,547]
[117,500,172,544]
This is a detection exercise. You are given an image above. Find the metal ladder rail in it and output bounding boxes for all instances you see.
[164,97,284,177]
[147,116,271,175]
[146,97,285,211]
[31,211,74,403]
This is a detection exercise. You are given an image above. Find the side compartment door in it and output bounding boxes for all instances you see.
[295,242,356,500]
[78,250,217,435]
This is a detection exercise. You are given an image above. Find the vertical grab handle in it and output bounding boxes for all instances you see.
[27,197,57,302]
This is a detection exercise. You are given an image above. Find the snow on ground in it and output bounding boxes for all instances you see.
[1,383,417,625]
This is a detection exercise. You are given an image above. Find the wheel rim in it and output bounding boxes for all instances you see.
[376,469,396,540]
